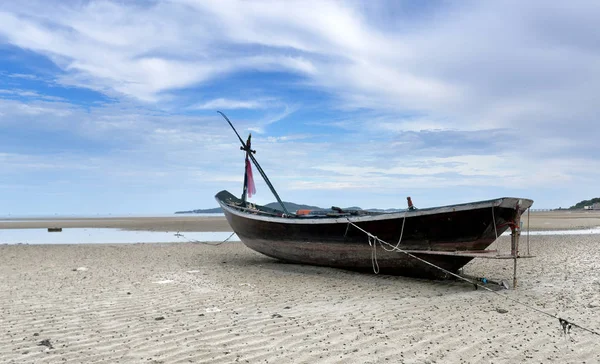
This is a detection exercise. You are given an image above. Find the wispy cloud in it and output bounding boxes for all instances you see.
[190,98,267,110]
[8,73,40,80]
[0,89,39,97]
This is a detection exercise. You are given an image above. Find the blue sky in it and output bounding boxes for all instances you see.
[1,0,599,215]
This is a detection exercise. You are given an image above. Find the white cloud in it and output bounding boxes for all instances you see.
[0,4,316,102]
[8,73,39,80]
[265,134,312,143]
[0,0,598,138]
[1,95,597,211]
[0,89,40,97]
[190,98,266,110]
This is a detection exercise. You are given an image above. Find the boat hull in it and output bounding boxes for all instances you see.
[216,191,532,278]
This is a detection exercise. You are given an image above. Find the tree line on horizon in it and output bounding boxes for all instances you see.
[569,197,600,209]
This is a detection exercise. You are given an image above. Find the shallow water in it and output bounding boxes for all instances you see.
[0,228,239,245]
[1,227,598,245]
[0,213,224,221]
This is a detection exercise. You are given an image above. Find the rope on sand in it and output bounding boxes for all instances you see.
[174,218,236,245]
[174,232,236,246]
[345,219,600,339]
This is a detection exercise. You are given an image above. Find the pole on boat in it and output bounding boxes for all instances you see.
[511,229,518,288]
[217,111,292,216]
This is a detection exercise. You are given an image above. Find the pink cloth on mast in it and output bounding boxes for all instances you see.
[246,157,256,198]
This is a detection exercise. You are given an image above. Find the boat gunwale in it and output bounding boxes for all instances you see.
[215,191,533,225]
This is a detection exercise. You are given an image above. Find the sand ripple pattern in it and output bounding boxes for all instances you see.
[1,237,599,363]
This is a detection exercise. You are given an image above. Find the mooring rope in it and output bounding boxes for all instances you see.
[367,211,406,273]
[368,235,380,274]
[376,211,407,252]
[174,231,236,246]
[345,218,600,338]
[174,218,236,246]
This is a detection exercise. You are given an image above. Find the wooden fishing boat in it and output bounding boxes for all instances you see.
[216,190,532,277]
[215,111,534,278]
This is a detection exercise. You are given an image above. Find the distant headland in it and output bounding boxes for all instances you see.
[175,201,404,214]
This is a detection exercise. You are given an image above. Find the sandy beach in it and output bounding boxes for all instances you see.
[1,232,599,363]
[3,0,599,363]
[521,210,600,231]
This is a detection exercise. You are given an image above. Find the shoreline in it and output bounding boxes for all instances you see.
[0,216,232,232]
[2,210,600,232]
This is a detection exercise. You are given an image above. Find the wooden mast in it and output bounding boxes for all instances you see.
[218,111,292,216]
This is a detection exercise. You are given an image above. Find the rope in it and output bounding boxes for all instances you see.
[364,212,406,274]
[379,212,407,252]
[175,216,236,246]
[393,212,407,248]
[345,218,600,338]
[174,231,236,246]
[369,235,380,274]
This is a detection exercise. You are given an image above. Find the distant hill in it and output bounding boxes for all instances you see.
[265,201,325,212]
[175,207,223,214]
[570,197,600,209]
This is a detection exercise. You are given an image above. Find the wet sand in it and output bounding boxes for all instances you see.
[0,216,231,232]
[1,210,599,232]
[521,210,600,231]
[1,235,599,363]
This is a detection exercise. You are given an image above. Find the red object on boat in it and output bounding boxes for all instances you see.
[246,157,256,198]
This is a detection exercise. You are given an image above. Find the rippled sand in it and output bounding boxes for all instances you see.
[1,234,599,363]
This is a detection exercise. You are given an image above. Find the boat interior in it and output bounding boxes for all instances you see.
[215,190,387,219]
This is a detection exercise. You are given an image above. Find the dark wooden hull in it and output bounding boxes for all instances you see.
[216,190,533,278]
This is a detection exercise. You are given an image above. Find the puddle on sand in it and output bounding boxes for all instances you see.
[0,228,239,245]
[1,226,598,245]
